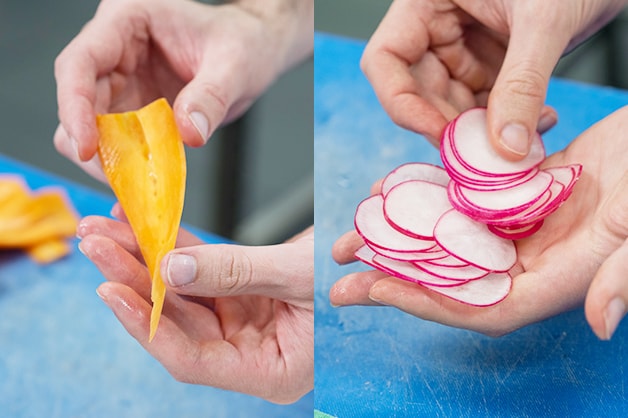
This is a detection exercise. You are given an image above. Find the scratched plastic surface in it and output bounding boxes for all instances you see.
[0,155,313,417]
[314,33,628,417]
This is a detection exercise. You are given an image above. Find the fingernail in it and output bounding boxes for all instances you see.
[96,286,107,302]
[500,123,530,156]
[188,111,209,144]
[603,297,626,340]
[536,113,556,134]
[166,253,197,287]
[77,240,86,255]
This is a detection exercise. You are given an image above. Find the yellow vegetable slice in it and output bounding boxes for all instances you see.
[96,98,187,341]
[27,238,71,264]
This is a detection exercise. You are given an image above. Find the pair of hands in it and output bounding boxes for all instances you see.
[54,0,313,404]
[331,0,628,339]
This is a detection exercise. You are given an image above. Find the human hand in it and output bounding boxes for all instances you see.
[77,211,313,403]
[361,0,626,158]
[330,106,628,338]
[54,0,313,179]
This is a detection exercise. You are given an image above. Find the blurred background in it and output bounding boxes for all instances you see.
[2,1,627,246]
[315,1,628,89]
[0,0,313,245]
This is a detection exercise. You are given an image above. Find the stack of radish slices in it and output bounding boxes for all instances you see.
[353,107,581,306]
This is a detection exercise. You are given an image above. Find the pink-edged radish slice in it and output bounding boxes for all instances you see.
[423,253,470,267]
[422,271,513,306]
[434,209,517,272]
[488,221,544,240]
[449,108,545,175]
[354,245,468,287]
[455,170,553,213]
[414,259,490,281]
[381,163,450,196]
[355,195,436,252]
[365,241,448,262]
[441,128,530,187]
[383,180,452,239]
[372,254,470,287]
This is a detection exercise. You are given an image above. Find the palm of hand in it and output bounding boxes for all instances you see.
[332,108,628,336]
[80,216,312,403]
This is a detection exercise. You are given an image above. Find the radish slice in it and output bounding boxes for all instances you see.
[383,180,452,239]
[455,171,553,213]
[365,241,447,262]
[488,221,544,240]
[382,163,450,195]
[355,195,435,252]
[351,107,581,308]
[414,260,490,281]
[450,108,545,175]
[422,272,512,306]
[434,209,516,272]
[372,254,470,286]
[354,245,468,287]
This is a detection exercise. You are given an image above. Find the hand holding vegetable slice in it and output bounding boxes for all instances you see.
[96,98,186,341]
[351,107,581,306]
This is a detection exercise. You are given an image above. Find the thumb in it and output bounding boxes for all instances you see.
[585,239,628,340]
[172,65,234,147]
[487,6,570,160]
[160,242,313,307]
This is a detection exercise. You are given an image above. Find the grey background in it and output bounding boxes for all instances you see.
[2,1,627,245]
[0,0,313,245]
[315,0,628,88]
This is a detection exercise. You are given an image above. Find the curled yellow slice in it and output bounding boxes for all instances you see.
[96,98,186,341]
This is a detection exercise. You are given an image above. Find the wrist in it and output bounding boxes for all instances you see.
[232,0,313,73]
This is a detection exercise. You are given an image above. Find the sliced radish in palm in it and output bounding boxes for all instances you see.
[383,180,452,239]
[422,272,512,307]
[381,163,450,195]
[434,209,516,272]
[351,106,582,308]
[365,242,447,262]
[449,108,545,175]
[414,260,489,281]
[455,171,553,213]
[355,195,435,252]
[354,245,468,287]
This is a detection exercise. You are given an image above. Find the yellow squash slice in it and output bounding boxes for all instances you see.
[0,177,78,263]
[96,98,187,341]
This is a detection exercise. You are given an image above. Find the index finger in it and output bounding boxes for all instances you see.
[54,8,131,160]
[360,0,448,144]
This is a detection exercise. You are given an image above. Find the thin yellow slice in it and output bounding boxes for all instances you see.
[96,98,186,341]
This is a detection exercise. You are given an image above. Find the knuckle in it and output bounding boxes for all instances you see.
[216,247,254,294]
[502,65,547,102]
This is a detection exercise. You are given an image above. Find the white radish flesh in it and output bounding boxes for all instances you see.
[434,209,516,272]
[383,180,452,239]
[422,272,512,307]
[354,195,436,252]
[381,163,450,196]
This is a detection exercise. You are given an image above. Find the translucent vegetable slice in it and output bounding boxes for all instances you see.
[97,98,187,341]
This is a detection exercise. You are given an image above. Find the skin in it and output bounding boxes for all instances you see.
[331,107,628,339]
[55,0,314,402]
[54,0,313,179]
[361,0,627,159]
[78,209,313,404]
